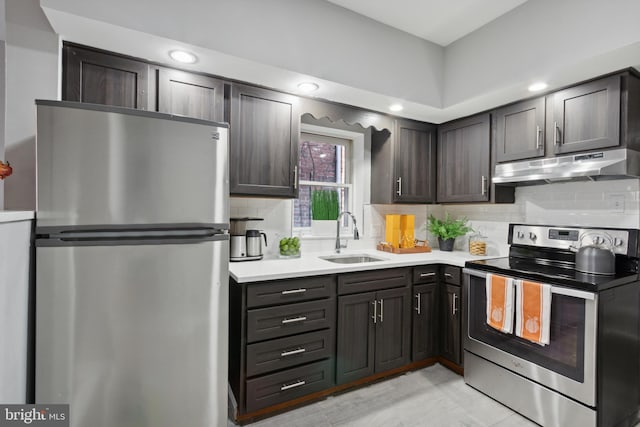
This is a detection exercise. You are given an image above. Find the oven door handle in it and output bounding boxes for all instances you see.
[463,268,596,301]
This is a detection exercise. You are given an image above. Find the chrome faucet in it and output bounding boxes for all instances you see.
[335,211,359,253]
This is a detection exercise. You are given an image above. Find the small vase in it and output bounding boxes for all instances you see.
[438,237,455,251]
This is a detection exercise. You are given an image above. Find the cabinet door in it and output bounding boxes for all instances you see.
[157,68,224,122]
[440,284,462,366]
[393,119,436,203]
[552,75,620,154]
[412,283,438,361]
[336,292,376,384]
[437,114,491,203]
[230,84,299,197]
[374,287,411,372]
[496,98,545,162]
[63,44,149,110]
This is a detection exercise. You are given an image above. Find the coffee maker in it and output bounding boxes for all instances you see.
[230,218,267,261]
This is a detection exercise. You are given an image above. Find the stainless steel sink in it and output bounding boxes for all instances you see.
[319,254,386,264]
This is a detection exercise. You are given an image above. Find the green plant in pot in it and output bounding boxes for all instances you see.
[426,213,472,251]
[311,189,340,235]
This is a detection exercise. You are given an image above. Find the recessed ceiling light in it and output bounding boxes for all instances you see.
[169,50,198,64]
[297,82,319,93]
[389,104,403,112]
[528,82,548,92]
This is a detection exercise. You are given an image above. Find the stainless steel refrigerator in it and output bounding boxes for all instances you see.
[34,100,229,427]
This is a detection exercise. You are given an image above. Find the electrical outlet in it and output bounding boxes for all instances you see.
[607,194,625,213]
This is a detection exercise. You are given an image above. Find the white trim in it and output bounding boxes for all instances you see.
[295,124,369,238]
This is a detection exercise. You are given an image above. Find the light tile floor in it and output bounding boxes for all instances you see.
[229,364,539,427]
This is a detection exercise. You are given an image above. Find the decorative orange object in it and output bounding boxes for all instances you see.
[0,161,12,180]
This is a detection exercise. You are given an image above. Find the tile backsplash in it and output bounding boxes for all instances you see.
[230,178,640,258]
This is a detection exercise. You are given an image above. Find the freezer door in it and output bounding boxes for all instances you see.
[35,239,228,427]
[36,101,228,228]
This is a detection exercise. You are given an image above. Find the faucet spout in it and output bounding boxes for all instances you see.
[335,211,359,253]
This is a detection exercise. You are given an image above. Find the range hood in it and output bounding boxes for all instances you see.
[493,148,640,185]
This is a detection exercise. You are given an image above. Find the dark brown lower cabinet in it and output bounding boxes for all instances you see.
[246,359,334,413]
[412,283,439,361]
[336,287,411,384]
[440,284,462,366]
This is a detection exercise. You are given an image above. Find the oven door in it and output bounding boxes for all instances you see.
[463,268,597,406]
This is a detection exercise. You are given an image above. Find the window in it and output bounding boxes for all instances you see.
[294,132,352,229]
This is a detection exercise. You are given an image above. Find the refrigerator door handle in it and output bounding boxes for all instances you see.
[37,233,229,247]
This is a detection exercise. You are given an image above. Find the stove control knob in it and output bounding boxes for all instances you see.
[529,232,537,241]
[614,237,625,247]
[516,231,525,239]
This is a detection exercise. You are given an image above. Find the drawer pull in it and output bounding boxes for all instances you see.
[444,273,454,279]
[420,272,436,278]
[282,316,307,324]
[280,348,306,357]
[281,380,306,391]
[281,288,307,295]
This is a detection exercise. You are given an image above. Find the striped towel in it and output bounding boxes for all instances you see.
[485,273,515,334]
[515,280,552,346]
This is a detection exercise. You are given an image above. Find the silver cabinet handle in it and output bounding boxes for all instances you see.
[554,121,561,145]
[396,177,402,196]
[281,348,306,357]
[481,176,487,196]
[282,316,307,324]
[281,288,306,295]
[536,125,543,149]
[452,293,458,316]
[281,380,305,391]
[293,165,298,189]
[444,273,454,279]
[415,293,421,314]
[420,272,436,278]
[378,298,384,322]
[372,300,377,324]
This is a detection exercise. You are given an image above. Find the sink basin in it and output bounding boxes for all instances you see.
[319,254,386,264]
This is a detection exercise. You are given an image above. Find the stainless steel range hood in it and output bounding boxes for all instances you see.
[493,148,640,185]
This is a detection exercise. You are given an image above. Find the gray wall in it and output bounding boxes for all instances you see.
[4,0,58,210]
[40,0,444,107]
[444,0,640,107]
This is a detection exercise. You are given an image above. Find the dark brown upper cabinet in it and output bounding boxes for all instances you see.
[551,75,621,155]
[157,68,225,122]
[371,119,436,204]
[437,113,491,203]
[230,83,300,197]
[63,44,150,110]
[495,97,545,162]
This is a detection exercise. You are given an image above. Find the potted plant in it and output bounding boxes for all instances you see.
[426,213,472,251]
[311,189,339,235]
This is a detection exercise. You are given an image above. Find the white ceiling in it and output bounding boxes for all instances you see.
[326,0,529,46]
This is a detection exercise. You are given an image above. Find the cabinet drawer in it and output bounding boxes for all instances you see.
[442,266,461,285]
[247,299,335,343]
[246,329,334,377]
[412,265,439,284]
[246,359,334,413]
[247,275,335,308]
[338,268,410,295]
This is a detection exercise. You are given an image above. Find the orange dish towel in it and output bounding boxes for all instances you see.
[515,280,551,346]
[485,274,515,334]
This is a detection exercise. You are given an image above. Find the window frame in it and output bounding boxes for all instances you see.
[293,123,368,238]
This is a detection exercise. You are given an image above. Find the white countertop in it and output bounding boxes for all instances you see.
[229,248,501,283]
[0,211,34,223]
